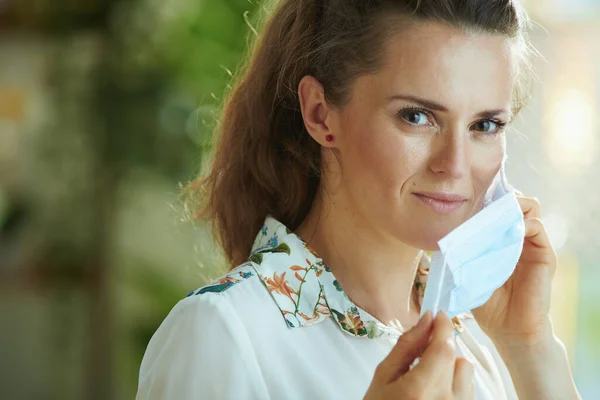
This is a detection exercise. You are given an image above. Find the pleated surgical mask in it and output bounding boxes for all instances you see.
[420,156,525,318]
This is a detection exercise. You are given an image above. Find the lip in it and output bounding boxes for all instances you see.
[413,192,468,214]
[413,192,468,202]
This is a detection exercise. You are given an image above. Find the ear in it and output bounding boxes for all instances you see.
[298,75,336,148]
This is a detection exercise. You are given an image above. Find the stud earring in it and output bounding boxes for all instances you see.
[325,134,334,142]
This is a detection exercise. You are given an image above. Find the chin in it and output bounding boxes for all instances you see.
[411,237,442,252]
[398,220,459,251]
[396,229,442,252]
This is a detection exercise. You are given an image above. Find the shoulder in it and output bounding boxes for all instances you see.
[137,262,272,398]
[143,262,263,344]
[143,257,296,367]
[173,261,283,331]
[166,261,269,330]
[185,262,257,298]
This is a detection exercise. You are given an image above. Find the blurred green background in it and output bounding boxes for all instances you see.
[0,0,599,399]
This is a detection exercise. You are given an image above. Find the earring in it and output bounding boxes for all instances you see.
[325,134,334,142]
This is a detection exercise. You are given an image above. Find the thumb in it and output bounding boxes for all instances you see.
[373,311,433,386]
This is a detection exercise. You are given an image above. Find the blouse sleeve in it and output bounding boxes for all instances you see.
[136,293,270,400]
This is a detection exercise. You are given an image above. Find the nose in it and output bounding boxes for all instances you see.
[428,129,469,179]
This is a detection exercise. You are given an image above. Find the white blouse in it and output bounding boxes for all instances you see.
[136,216,519,399]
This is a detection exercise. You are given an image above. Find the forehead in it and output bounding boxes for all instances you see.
[357,22,515,110]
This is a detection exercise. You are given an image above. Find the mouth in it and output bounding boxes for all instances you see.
[412,192,468,214]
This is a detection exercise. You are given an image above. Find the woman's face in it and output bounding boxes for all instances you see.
[329,22,515,250]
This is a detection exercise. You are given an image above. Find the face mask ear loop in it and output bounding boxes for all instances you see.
[431,257,447,317]
[499,153,512,194]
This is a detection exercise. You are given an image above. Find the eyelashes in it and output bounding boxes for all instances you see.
[397,107,434,127]
[396,106,508,137]
[474,119,507,136]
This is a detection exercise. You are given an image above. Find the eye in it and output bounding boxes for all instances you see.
[397,107,434,127]
[472,119,507,136]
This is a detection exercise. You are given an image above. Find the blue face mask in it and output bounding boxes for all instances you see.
[420,156,526,318]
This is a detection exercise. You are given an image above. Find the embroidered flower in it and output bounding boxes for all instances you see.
[267,236,278,248]
[262,272,297,302]
[331,307,368,336]
[298,311,321,323]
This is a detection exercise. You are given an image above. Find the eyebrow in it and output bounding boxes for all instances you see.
[388,94,512,119]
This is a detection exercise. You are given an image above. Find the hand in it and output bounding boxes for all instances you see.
[471,195,557,346]
[364,311,475,400]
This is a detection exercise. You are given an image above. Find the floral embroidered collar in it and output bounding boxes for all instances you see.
[248,215,469,339]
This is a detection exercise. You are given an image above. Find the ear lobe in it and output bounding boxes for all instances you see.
[297,75,336,147]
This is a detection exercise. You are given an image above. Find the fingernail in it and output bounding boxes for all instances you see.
[437,310,448,321]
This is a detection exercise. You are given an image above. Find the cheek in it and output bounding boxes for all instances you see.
[472,148,504,196]
[346,123,418,191]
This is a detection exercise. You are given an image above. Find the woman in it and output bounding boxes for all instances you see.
[137,0,581,399]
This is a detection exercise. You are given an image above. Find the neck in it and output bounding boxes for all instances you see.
[295,189,423,330]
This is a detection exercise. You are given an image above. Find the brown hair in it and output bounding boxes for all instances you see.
[184,0,535,269]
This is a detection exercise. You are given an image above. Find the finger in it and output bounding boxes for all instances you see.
[372,311,433,386]
[516,195,541,219]
[524,217,553,250]
[404,311,456,389]
[523,218,557,276]
[452,358,475,399]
